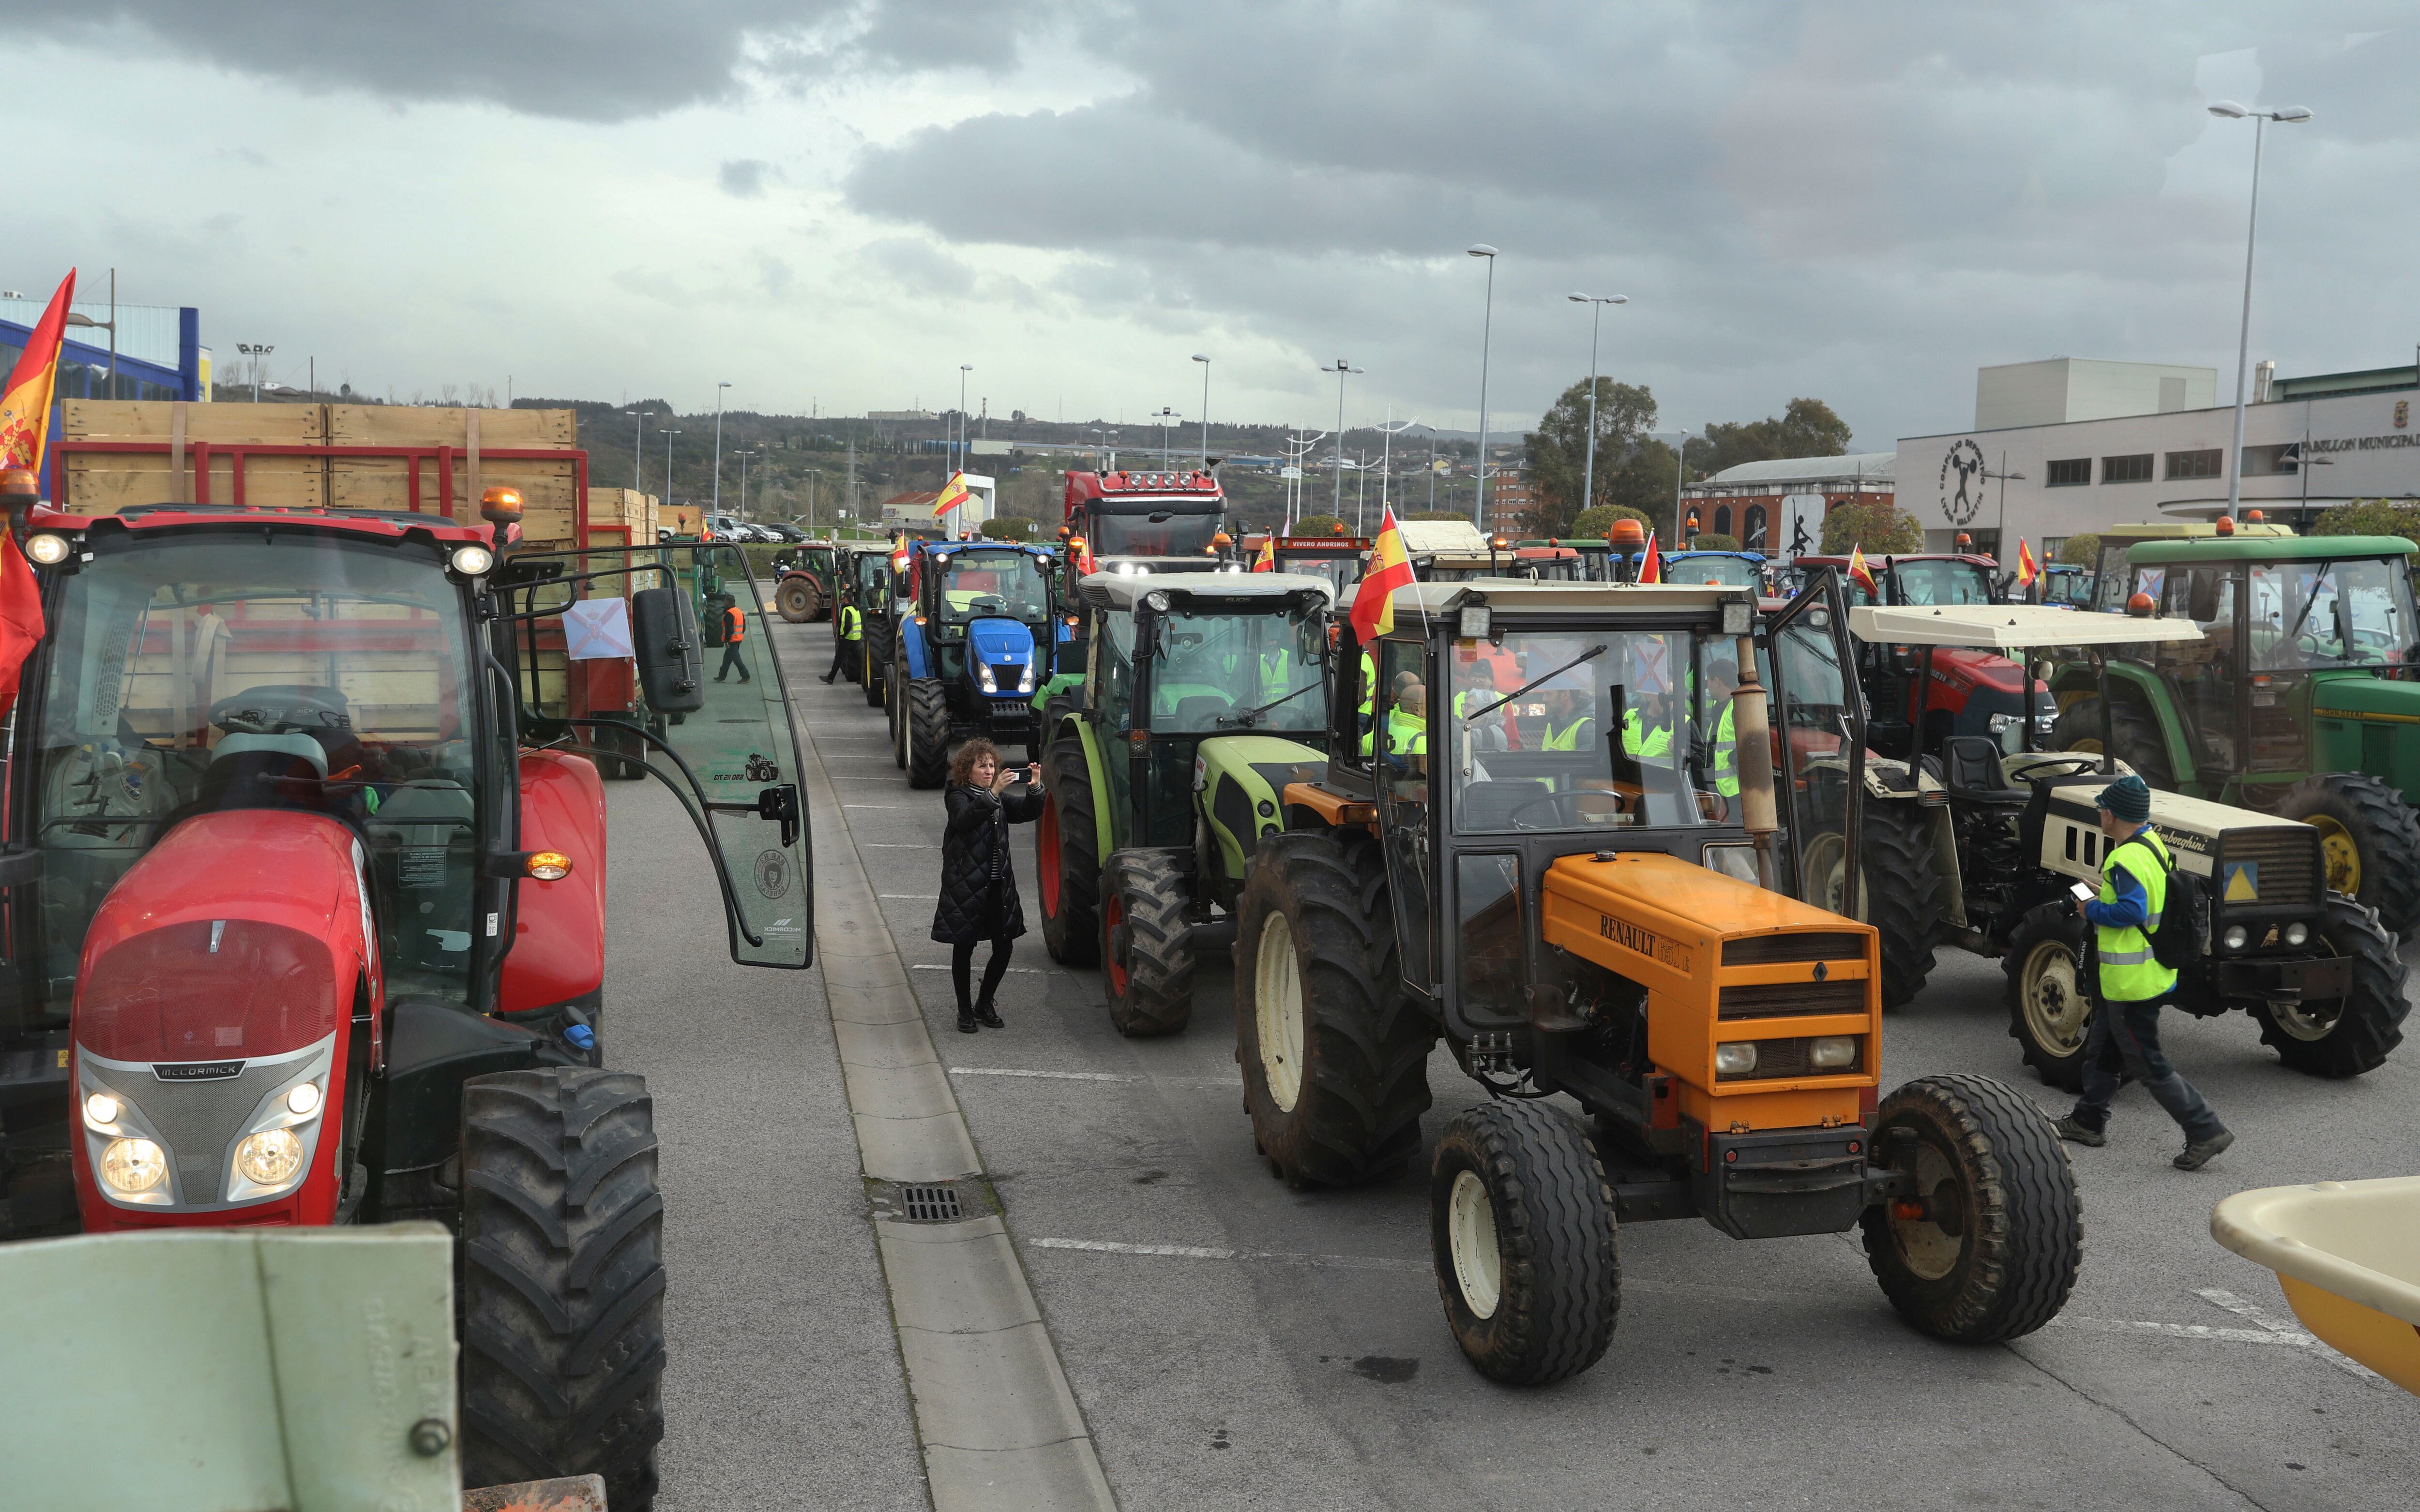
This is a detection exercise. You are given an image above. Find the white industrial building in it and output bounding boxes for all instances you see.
[1898,357,2420,559]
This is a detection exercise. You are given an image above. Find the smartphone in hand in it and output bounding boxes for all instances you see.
[2069,881,2095,903]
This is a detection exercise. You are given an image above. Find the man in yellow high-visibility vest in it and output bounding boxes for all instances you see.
[822,598,864,684]
[2055,775,2233,1170]
[1701,659,1739,800]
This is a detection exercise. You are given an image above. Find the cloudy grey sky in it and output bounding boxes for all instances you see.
[10,2,2415,448]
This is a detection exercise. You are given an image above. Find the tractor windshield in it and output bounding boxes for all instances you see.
[26,532,485,1013]
[1666,554,1761,590]
[1884,560,1994,606]
[1088,509,1221,558]
[2248,557,2419,671]
[934,548,1050,626]
[1148,606,1328,734]
[1448,629,1727,832]
[1276,553,1363,596]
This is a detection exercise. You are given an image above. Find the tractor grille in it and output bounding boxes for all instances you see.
[2217,827,2320,910]
[1718,979,1868,1020]
[1723,932,1866,966]
[988,663,1023,693]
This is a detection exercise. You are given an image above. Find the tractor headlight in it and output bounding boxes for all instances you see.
[1809,1035,1859,1068]
[2284,922,2309,947]
[101,1138,168,1195]
[1713,1042,1759,1075]
[83,1091,122,1127]
[977,664,998,693]
[2223,924,2250,950]
[235,1129,304,1187]
[1018,663,1035,693]
[286,1081,323,1117]
[450,544,495,577]
[25,533,72,566]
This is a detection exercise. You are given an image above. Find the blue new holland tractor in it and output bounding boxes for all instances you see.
[892,539,1070,786]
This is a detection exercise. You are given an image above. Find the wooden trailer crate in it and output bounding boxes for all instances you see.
[59,401,330,513]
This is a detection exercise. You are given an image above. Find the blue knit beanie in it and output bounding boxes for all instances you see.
[2097,774,2151,823]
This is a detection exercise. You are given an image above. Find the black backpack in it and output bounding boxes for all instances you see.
[2137,833,2206,970]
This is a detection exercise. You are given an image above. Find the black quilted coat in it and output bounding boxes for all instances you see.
[931,782,1044,944]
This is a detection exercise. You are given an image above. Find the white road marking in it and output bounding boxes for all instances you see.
[862,843,931,848]
[1030,1238,1425,1273]
[843,804,923,810]
[950,1066,1240,1088]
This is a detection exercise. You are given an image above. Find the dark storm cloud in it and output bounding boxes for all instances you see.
[720,159,778,197]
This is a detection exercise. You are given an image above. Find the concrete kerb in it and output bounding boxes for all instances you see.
[783,627,1115,1512]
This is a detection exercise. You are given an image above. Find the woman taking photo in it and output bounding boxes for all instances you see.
[932,739,1043,1033]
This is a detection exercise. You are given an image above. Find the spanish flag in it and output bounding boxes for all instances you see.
[1636,529,1661,585]
[2015,538,2039,588]
[930,471,970,518]
[1252,536,1275,571]
[1846,544,1878,598]
[1350,506,1415,642]
[0,269,70,716]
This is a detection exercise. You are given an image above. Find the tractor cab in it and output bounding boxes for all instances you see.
[1270,535,1369,597]
[843,541,908,704]
[772,540,839,623]
[0,492,811,1497]
[892,540,1065,781]
[2037,562,2094,608]
[1232,573,2084,1384]
[2086,516,2297,614]
[1659,550,1768,592]
[1813,550,2050,760]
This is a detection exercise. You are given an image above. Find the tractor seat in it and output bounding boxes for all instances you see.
[1456,778,1553,831]
[1940,735,2028,808]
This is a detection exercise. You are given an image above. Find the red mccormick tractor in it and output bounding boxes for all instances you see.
[0,479,813,1508]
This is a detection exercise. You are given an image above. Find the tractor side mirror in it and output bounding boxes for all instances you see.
[632,586,706,713]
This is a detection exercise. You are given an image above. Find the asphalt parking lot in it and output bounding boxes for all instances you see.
[628,617,2420,1511]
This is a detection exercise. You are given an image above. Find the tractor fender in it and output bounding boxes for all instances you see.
[69,809,378,1228]
[1194,736,1327,884]
[499,751,609,1018]
[899,615,933,681]
[1070,718,1117,862]
[2103,661,2198,787]
[1031,671,1086,715]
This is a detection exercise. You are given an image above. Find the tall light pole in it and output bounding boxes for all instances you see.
[1566,293,1628,523]
[1374,413,1419,532]
[1191,354,1211,466]
[1151,406,1179,468]
[1319,359,1362,520]
[238,342,274,403]
[2208,100,2313,521]
[958,364,973,477]
[1467,243,1498,530]
[711,381,731,516]
[632,408,647,490]
[663,429,681,525]
[1672,429,1691,539]
[735,448,757,523]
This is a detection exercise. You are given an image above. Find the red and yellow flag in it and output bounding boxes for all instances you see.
[0,269,71,716]
[2015,538,2039,587]
[1846,544,1878,598]
[1350,507,1415,642]
[1251,536,1275,571]
[929,472,970,519]
[1636,529,1661,585]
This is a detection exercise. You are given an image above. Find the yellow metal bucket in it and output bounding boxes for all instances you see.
[2211,1176,2420,1395]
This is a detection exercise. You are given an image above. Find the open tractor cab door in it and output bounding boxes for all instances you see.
[0,483,812,1509]
[1231,572,2083,1384]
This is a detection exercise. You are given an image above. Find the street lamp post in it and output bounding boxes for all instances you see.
[1373,413,1419,533]
[663,429,681,527]
[1672,429,1691,540]
[2208,100,2314,521]
[735,449,757,524]
[711,381,731,517]
[237,343,274,403]
[632,409,647,491]
[1565,292,1628,524]
[958,364,973,477]
[1191,354,1211,466]
[1319,359,1362,520]
[1151,407,1179,468]
[1468,243,1498,531]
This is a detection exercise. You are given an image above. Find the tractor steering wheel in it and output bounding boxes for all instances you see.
[1507,788,1631,830]
[2021,755,2102,785]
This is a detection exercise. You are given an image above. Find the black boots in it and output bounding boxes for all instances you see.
[976,1003,1004,1030]
[956,1008,979,1033]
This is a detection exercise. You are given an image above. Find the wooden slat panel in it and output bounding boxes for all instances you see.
[61,400,326,443]
[325,405,574,449]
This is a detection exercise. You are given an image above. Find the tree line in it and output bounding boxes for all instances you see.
[1519,380,1859,539]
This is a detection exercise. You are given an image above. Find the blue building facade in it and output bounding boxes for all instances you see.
[0,297,205,479]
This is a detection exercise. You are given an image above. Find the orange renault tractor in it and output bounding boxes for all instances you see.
[0,472,812,1507]
[1232,571,2082,1382]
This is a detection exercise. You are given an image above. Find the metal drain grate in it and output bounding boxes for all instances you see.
[899,1184,963,1222]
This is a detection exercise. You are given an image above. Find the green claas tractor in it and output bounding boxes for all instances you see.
[2051,533,2420,933]
[1852,602,2406,1088]
[1036,572,1336,1035]
[1226,575,2081,1384]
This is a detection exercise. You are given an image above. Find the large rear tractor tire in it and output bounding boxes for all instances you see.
[1861,1074,2080,1345]
[1102,848,1197,1037]
[1038,735,1102,966]
[2106,701,2174,789]
[1233,829,1435,1187]
[458,1068,666,1511]
[1805,803,1941,1008]
[2276,773,2420,936]
[1429,1102,1619,1385]
[2251,894,2409,1077]
[905,680,953,790]
[775,577,821,624]
[2002,903,2091,1092]
[2049,696,2106,757]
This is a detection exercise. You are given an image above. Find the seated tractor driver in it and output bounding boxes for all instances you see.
[1387,683,1431,773]
[1621,689,1679,763]
[1695,659,1740,808]
[1539,680,1596,751]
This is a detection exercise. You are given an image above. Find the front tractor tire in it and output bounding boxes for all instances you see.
[1102,849,1197,1037]
[2002,903,2091,1092]
[775,577,822,623]
[2251,894,2409,1077]
[1429,1102,1619,1385]
[2276,773,2420,936]
[459,1068,666,1511]
[1038,735,1102,966]
[1860,1074,2081,1345]
[1233,830,1436,1187]
[905,680,953,789]
[1806,803,1941,1008]
[861,640,885,708]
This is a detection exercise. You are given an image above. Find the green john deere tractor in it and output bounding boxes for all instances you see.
[2051,534,2420,933]
[1036,572,1337,1036]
